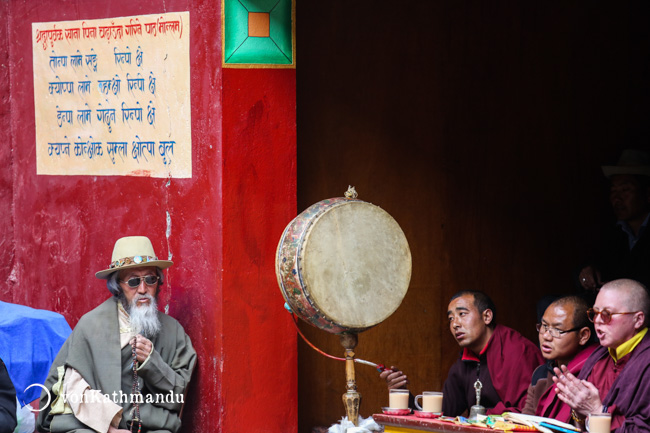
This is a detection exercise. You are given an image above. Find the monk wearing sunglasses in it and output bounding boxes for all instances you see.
[553,279,650,432]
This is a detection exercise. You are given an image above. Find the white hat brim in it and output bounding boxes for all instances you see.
[95,260,173,279]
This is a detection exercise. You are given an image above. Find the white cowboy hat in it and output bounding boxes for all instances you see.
[95,236,173,279]
[602,149,650,178]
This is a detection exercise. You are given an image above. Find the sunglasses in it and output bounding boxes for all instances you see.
[586,308,638,324]
[121,275,160,288]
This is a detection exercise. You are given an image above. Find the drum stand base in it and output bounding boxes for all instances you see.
[340,333,361,426]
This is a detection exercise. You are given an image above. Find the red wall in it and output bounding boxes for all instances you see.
[222,69,297,432]
[1,1,297,432]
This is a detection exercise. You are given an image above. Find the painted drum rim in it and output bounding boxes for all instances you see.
[276,198,353,333]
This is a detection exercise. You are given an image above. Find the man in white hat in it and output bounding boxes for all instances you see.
[579,149,650,292]
[37,236,197,433]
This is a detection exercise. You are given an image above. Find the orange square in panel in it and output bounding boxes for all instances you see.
[248,12,270,37]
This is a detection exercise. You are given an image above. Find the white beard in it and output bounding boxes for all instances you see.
[125,293,161,338]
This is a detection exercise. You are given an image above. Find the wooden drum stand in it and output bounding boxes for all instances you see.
[341,333,361,425]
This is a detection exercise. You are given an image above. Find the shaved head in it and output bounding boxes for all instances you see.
[600,279,650,326]
[551,295,591,330]
[539,296,593,364]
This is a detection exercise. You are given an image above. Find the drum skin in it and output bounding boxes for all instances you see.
[276,197,411,334]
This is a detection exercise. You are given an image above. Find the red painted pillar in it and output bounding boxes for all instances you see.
[221,68,297,432]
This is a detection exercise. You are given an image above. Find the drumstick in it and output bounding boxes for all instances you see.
[287,305,386,372]
[354,358,387,371]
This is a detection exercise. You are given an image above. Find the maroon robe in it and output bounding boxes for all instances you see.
[524,344,597,421]
[442,324,544,416]
[577,331,650,433]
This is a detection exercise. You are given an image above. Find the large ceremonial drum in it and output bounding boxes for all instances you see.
[276,196,411,334]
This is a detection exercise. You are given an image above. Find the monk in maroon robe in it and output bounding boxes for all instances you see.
[442,291,543,416]
[381,290,543,417]
[523,295,597,422]
[554,279,650,432]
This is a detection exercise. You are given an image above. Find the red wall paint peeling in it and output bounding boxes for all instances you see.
[1,1,297,432]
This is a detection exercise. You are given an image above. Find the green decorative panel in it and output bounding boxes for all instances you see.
[223,0,295,67]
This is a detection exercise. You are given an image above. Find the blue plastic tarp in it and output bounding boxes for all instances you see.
[0,301,71,405]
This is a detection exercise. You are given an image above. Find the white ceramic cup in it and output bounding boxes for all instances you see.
[414,391,443,413]
[389,389,410,409]
[587,413,611,433]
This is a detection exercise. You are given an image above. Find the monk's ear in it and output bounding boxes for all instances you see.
[482,309,493,326]
[578,327,591,346]
[633,311,645,331]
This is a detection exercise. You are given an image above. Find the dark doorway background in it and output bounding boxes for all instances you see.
[296,2,649,432]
